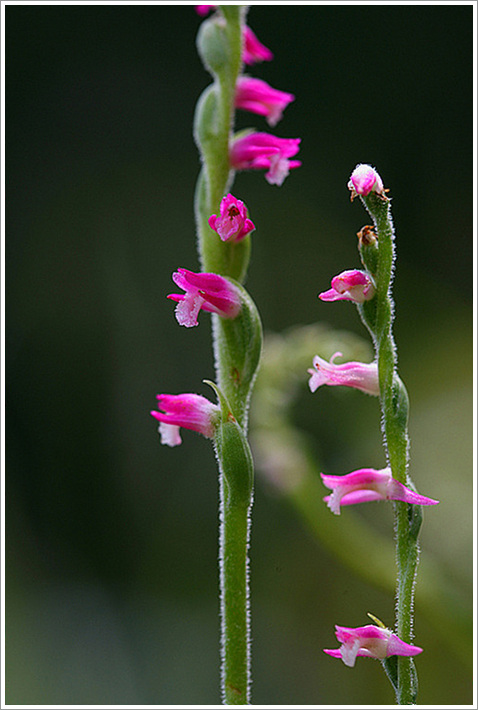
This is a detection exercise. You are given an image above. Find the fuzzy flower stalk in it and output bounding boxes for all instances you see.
[312,165,438,703]
[174,6,301,705]
[342,163,429,703]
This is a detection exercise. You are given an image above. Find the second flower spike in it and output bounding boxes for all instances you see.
[320,466,439,515]
[168,268,241,327]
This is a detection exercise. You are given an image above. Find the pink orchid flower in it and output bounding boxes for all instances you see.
[151,393,220,447]
[242,25,273,65]
[324,624,423,667]
[195,5,215,16]
[319,269,375,304]
[235,76,295,127]
[348,163,386,200]
[208,193,255,242]
[230,132,301,186]
[308,352,379,396]
[320,466,439,515]
[167,268,241,328]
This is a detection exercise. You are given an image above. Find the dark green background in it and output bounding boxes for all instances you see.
[6,3,473,705]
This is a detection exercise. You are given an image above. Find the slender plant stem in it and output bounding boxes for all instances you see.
[360,193,420,705]
[194,6,257,703]
[220,476,251,704]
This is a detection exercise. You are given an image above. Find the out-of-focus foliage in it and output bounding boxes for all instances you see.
[6,4,473,705]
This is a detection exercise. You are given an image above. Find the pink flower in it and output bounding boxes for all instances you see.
[242,25,273,65]
[150,393,220,447]
[230,132,301,186]
[319,269,375,304]
[208,193,255,242]
[324,624,423,667]
[194,11,273,65]
[195,5,215,16]
[308,352,379,396]
[348,163,386,200]
[167,268,241,328]
[235,76,294,127]
[320,466,440,515]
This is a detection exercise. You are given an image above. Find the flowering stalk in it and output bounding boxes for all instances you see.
[193,6,263,704]
[349,165,421,704]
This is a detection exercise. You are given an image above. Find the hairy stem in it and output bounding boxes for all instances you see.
[361,192,420,705]
[194,6,258,703]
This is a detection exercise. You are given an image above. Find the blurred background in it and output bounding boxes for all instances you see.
[6,3,473,706]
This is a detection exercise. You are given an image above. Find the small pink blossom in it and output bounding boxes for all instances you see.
[235,76,295,127]
[324,624,423,667]
[308,352,379,396]
[208,193,255,242]
[195,5,215,16]
[348,163,386,200]
[230,132,301,186]
[168,268,241,328]
[243,25,274,65]
[321,466,440,515]
[319,269,375,304]
[150,393,220,447]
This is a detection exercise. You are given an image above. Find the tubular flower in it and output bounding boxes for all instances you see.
[208,193,255,242]
[235,76,295,127]
[243,25,274,64]
[348,163,386,200]
[320,466,440,515]
[230,132,301,186]
[150,393,220,447]
[319,269,375,304]
[168,268,241,328]
[195,5,215,16]
[308,352,379,396]
[324,625,423,667]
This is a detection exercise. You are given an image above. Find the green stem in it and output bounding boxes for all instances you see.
[194,7,258,704]
[220,477,252,704]
[361,193,419,705]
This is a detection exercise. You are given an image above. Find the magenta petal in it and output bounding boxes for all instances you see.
[335,490,385,506]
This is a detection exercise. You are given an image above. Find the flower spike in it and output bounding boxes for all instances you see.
[320,466,440,515]
[235,76,295,127]
[150,393,220,447]
[230,132,301,186]
[168,268,241,328]
[208,193,255,243]
[324,624,423,667]
[319,269,375,304]
[308,352,379,396]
